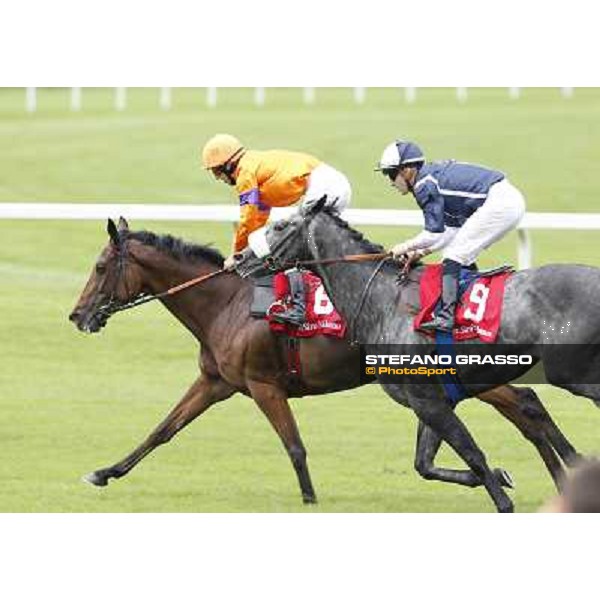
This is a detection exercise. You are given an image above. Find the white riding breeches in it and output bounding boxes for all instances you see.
[442,178,526,265]
[247,163,351,259]
[300,163,352,214]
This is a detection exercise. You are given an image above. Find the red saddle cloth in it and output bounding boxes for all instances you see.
[268,272,346,338]
[413,264,513,343]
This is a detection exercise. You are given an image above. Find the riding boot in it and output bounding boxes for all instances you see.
[420,259,461,333]
[271,269,306,327]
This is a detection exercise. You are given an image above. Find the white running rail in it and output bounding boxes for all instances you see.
[2,203,598,270]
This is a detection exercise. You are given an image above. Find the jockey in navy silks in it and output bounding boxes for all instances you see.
[377,140,526,333]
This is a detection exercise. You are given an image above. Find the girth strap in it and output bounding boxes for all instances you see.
[285,336,303,381]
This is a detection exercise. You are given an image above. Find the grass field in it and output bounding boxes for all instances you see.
[1,87,600,512]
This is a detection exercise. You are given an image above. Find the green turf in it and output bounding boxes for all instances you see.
[1,87,599,512]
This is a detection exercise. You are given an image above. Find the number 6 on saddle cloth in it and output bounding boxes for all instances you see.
[250,270,346,338]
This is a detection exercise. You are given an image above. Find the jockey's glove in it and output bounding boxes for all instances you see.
[390,243,411,259]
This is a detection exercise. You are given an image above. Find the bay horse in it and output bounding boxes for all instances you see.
[69,217,578,506]
[234,202,600,511]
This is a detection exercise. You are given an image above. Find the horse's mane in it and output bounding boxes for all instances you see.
[127,230,225,267]
[320,207,386,254]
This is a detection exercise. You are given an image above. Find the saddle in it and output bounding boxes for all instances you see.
[251,272,346,339]
[250,272,346,380]
[414,263,515,343]
[455,264,514,297]
[250,275,277,318]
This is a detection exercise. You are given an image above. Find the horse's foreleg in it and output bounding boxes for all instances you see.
[383,383,514,512]
[414,421,513,489]
[83,374,235,487]
[248,380,316,504]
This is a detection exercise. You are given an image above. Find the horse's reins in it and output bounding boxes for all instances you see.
[99,269,228,317]
[96,237,228,319]
[264,251,391,272]
[283,252,393,344]
[266,247,394,345]
[348,256,390,344]
[286,252,391,268]
[97,243,391,320]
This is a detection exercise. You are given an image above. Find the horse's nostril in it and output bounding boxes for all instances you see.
[69,311,80,322]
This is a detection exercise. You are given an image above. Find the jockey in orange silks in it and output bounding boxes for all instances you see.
[201,134,352,326]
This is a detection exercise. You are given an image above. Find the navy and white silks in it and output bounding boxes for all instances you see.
[398,160,526,265]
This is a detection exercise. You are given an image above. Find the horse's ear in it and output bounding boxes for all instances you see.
[311,195,328,214]
[107,218,120,247]
[118,216,130,232]
[301,195,328,217]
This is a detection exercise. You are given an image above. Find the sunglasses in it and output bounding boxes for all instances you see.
[211,165,233,181]
[383,167,400,182]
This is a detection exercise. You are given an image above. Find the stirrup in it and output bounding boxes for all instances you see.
[271,309,305,327]
[420,316,454,333]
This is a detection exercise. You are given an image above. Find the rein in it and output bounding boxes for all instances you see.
[99,269,227,316]
[265,251,391,271]
[348,256,390,345]
[96,238,227,320]
[97,229,391,324]
[261,223,395,344]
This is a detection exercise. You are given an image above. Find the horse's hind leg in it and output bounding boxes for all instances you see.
[513,387,581,467]
[83,373,235,487]
[478,386,569,490]
[414,421,514,489]
[248,380,316,504]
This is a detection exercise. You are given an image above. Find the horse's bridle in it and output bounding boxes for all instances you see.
[261,221,307,272]
[95,236,153,321]
[95,238,130,320]
[94,234,227,322]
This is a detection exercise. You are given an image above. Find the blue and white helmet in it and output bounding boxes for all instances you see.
[376,140,425,179]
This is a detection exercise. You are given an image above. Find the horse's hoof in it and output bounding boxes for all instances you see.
[82,471,109,487]
[303,495,318,505]
[495,468,514,489]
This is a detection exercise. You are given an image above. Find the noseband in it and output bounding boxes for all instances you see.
[95,238,152,321]
[95,236,226,322]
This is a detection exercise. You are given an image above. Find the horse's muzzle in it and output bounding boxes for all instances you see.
[69,308,108,334]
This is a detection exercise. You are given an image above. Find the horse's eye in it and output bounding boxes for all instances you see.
[274,221,288,232]
[96,264,106,275]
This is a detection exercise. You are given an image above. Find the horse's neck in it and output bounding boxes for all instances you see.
[311,223,422,334]
[312,225,380,299]
[137,250,243,340]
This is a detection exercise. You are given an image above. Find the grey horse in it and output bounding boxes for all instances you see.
[235,202,600,512]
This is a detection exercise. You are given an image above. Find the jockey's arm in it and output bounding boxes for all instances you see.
[391,229,443,257]
[391,188,446,257]
[425,227,459,252]
[233,189,271,253]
